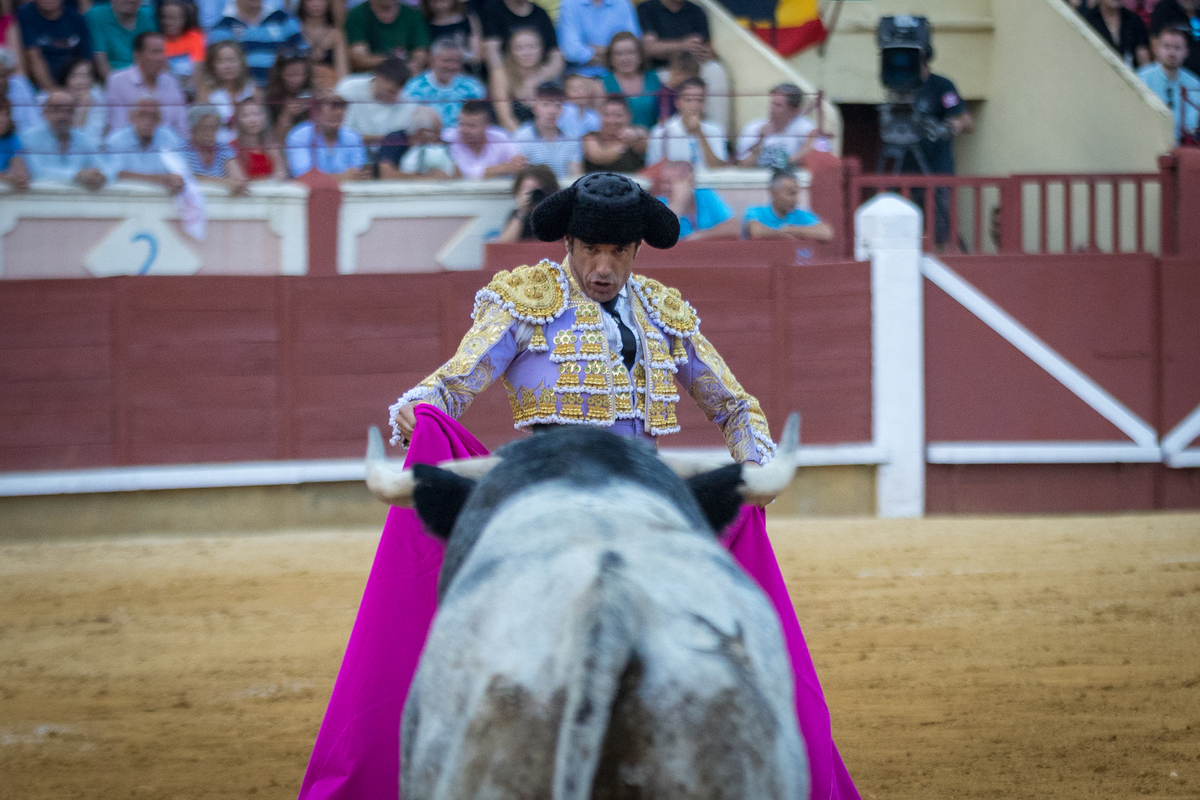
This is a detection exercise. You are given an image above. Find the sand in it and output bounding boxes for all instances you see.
[1,512,1198,799]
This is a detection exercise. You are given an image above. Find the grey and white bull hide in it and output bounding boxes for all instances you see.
[365,415,808,800]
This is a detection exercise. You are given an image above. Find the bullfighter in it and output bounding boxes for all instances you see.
[298,173,861,800]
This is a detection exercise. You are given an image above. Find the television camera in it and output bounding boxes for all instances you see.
[876,15,954,174]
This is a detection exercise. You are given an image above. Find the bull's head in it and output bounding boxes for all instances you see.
[364,414,802,542]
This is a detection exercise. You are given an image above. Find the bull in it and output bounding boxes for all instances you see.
[365,415,809,800]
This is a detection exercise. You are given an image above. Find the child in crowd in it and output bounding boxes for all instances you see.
[657,50,700,122]
[232,96,287,180]
[158,0,206,94]
[265,51,314,143]
[558,71,601,141]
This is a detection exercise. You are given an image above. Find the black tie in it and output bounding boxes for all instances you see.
[600,297,638,371]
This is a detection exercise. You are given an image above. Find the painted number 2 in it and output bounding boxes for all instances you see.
[132,232,159,275]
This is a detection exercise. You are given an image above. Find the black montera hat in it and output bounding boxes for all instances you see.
[531,172,680,249]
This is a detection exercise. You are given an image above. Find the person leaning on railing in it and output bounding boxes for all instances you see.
[743,169,834,243]
[19,89,107,191]
[0,94,31,192]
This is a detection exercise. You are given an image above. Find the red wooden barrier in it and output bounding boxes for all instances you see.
[846,161,1162,257]
[0,264,872,470]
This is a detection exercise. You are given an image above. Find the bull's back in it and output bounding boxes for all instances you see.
[402,485,807,800]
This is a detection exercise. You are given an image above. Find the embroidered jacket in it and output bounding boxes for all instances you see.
[391,259,776,463]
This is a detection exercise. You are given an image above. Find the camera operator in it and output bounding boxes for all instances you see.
[905,43,973,176]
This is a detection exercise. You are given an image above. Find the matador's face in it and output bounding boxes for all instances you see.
[565,238,640,303]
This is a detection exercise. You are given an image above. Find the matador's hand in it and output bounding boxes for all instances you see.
[393,402,421,445]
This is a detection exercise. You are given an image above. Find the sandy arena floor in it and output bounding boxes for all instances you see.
[1,512,1198,799]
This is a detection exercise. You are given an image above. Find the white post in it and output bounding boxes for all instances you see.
[855,194,925,518]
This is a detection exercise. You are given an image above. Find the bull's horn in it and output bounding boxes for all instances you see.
[364,426,501,507]
[657,452,728,479]
[739,413,801,506]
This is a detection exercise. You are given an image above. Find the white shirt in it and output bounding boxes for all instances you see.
[736,113,816,167]
[399,143,456,175]
[515,282,640,360]
[646,115,727,172]
[337,74,414,138]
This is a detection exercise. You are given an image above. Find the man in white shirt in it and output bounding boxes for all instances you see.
[645,76,726,171]
[337,57,413,146]
[104,95,187,194]
[20,90,107,189]
[736,82,821,169]
[285,92,370,179]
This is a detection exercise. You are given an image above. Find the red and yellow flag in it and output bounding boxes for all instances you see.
[743,0,826,57]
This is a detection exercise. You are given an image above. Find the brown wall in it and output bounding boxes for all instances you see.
[0,260,873,470]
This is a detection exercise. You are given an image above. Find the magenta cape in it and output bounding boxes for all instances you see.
[297,405,859,800]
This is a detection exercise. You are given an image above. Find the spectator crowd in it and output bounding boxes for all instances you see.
[0,0,839,238]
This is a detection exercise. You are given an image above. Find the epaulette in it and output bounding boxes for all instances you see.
[630,274,701,339]
[472,260,570,353]
[473,259,570,324]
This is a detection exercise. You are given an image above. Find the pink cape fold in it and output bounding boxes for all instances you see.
[298,405,859,800]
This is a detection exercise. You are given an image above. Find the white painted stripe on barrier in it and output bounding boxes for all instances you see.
[662,444,887,467]
[1166,449,1200,468]
[0,459,369,497]
[927,442,1163,464]
[1161,404,1200,456]
[921,256,1159,449]
[0,445,890,497]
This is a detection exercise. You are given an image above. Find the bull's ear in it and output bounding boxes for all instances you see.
[413,464,476,540]
[685,464,744,535]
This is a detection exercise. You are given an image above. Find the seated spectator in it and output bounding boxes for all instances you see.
[655,159,736,240]
[495,162,557,242]
[106,32,189,139]
[655,48,699,120]
[1085,0,1151,67]
[513,81,580,179]
[1151,0,1200,76]
[231,96,287,179]
[447,98,524,178]
[736,82,817,169]
[491,27,551,131]
[421,0,483,75]
[581,93,646,172]
[399,39,486,128]
[298,0,348,86]
[104,96,188,194]
[345,0,430,75]
[200,41,260,144]
[1138,25,1200,142]
[559,70,601,140]
[379,105,456,179]
[284,90,369,179]
[209,0,305,86]
[18,0,93,92]
[158,0,207,92]
[645,76,725,171]
[743,169,833,242]
[19,89,106,188]
[480,0,563,83]
[337,56,411,145]
[85,0,156,80]
[264,51,311,143]
[58,57,107,141]
[556,0,640,77]
[636,0,730,132]
[0,95,31,191]
[600,31,660,129]
[184,103,249,193]
[0,51,39,135]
